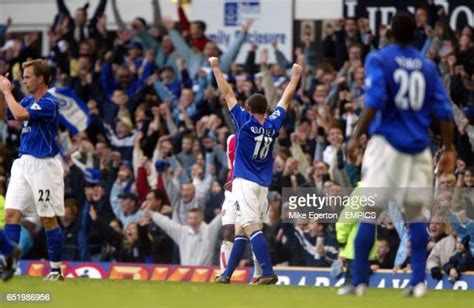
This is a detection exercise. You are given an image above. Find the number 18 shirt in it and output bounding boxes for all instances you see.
[230,104,286,187]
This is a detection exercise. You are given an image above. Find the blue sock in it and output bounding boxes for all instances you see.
[409,222,428,286]
[0,229,15,255]
[352,222,376,287]
[5,224,21,244]
[45,227,63,273]
[222,235,247,278]
[249,231,273,277]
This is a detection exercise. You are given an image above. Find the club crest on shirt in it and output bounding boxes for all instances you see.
[269,109,281,120]
[30,103,42,110]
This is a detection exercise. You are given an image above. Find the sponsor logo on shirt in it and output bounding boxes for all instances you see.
[22,121,31,134]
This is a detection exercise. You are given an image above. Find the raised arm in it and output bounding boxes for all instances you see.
[208,57,237,110]
[150,211,184,243]
[91,0,107,25]
[276,63,303,111]
[56,0,71,17]
[152,0,166,35]
[177,0,191,33]
[219,20,252,74]
[111,0,127,31]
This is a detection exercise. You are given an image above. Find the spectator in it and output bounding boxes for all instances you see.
[53,0,108,50]
[110,190,145,229]
[377,213,400,265]
[147,207,221,266]
[175,0,210,52]
[138,189,174,264]
[80,181,115,260]
[334,18,362,69]
[437,172,456,188]
[104,118,139,161]
[414,7,429,50]
[89,206,150,263]
[443,235,473,282]
[462,166,474,188]
[280,219,337,267]
[323,126,344,168]
[158,164,201,225]
[203,180,225,223]
[371,239,394,270]
[427,228,457,280]
[162,17,252,78]
[427,216,448,254]
[61,199,82,261]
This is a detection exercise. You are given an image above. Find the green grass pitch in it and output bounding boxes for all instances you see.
[2,276,473,308]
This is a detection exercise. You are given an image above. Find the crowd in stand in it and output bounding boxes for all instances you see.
[0,0,473,281]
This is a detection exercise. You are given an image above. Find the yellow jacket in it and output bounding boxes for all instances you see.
[335,186,376,260]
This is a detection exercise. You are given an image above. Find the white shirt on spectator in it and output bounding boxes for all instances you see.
[151,212,222,266]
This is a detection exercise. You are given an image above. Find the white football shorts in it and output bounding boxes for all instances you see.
[222,190,237,226]
[5,154,65,217]
[361,135,433,208]
[233,177,269,228]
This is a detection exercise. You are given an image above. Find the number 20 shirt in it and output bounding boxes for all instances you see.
[365,44,452,155]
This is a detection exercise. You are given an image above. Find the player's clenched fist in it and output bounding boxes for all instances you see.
[291,64,303,78]
[208,57,219,68]
[0,74,12,94]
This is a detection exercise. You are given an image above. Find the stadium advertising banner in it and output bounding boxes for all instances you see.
[191,0,293,64]
[18,261,474,290]
[344,0,474,34]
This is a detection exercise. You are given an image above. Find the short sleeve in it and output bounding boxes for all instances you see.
[27,96,58,120]
[230,104,251,130]
[430,66,453,120]
[364,52,387,110]
[267,106,287,131]
[7,108,14,120]
[7,97,28,120]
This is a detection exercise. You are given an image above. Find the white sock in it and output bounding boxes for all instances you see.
[50,261,62,272]
[252,252,262,278]
[220,241,233,273]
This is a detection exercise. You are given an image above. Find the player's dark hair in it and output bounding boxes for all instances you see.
[247,93,268,115]
[22,59,50,85]
[391,11,416,45]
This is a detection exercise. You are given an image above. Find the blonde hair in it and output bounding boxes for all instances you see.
[22,59,50,85]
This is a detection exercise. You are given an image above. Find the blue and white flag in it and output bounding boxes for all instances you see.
[70,151,102,184]
[48,87,91,135]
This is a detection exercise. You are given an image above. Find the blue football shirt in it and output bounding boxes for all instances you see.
[7,92,60,158]
[230,104,286,187]
[365,44,453,154]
